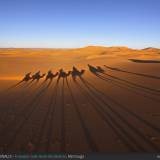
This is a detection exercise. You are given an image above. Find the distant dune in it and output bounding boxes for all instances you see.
[0,45,160,57]
[142,47,160,51]
[0,45,160,80]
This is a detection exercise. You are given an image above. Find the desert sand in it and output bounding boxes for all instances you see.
[0,46,160,153]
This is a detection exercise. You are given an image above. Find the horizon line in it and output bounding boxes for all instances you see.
[0,45,159,50]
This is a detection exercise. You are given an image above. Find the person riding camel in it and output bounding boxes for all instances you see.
[57,69,71,81]
[97,66,105,73]
[71,66,85,81]
[45,70,58,81]
[32,71,40,79]
[22,72,32,82]
[32,71,46,81]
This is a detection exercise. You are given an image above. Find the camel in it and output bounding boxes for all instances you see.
[72,66,85,81]
[22,72,32,82]
[96,66,105,73]
[45,70,58,81]
[88,64,105,74]
[57,69,71,81]
[32,71,46,81]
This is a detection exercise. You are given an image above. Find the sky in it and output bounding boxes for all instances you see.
[0,0,160,48]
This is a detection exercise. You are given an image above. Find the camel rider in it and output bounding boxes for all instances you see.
[23,72,32,81]
[32,71,41,79]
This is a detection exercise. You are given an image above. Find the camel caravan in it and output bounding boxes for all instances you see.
[21,66,86,83]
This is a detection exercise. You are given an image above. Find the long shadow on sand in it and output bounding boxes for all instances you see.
[93,73,160,103]
[0,72,34,97]
[104,65,160,80]
[66,72,99,152]
[0,79,54,151]
[74,78,160,152]
[79,77,160,132]
[88,65,160,99]
[90,65,160,94]
[34,78,59,152]
[36,69,70,152]
[71,67,141,151]
[60,69,72,151]
[0,80,48,125]
[129,59,160,63]
[1,72,46,98]
[71,67,160,152]
[0,81,28,99]
[73,77,139,151]
[66,78,99,152]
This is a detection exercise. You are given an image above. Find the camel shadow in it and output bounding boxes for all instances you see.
[45,70,58,81]
[87,64,160,95]
[71,66,85,81]
[58,69,71,82]
[104,65,160,80]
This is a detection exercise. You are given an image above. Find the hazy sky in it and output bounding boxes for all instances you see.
[0,0,160,48]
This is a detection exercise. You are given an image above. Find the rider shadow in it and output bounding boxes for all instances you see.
[22,71,59,111]
[71,66,85,82]
[77,67,160,137]
[29,71,45,83]
[71,66,97,94]
[45,70,58,81]
[11,72,32,89]
[104,65,160,80]
[88,64,160,98]
[87,64,138,90]
[0,72,33,97]
[57,69,71,82]
[87,64,105,81]
[88,64,104,74]
[24,71,46,89]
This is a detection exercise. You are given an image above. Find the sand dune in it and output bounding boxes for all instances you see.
[0,46,160,80]
[0,46,160,153]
